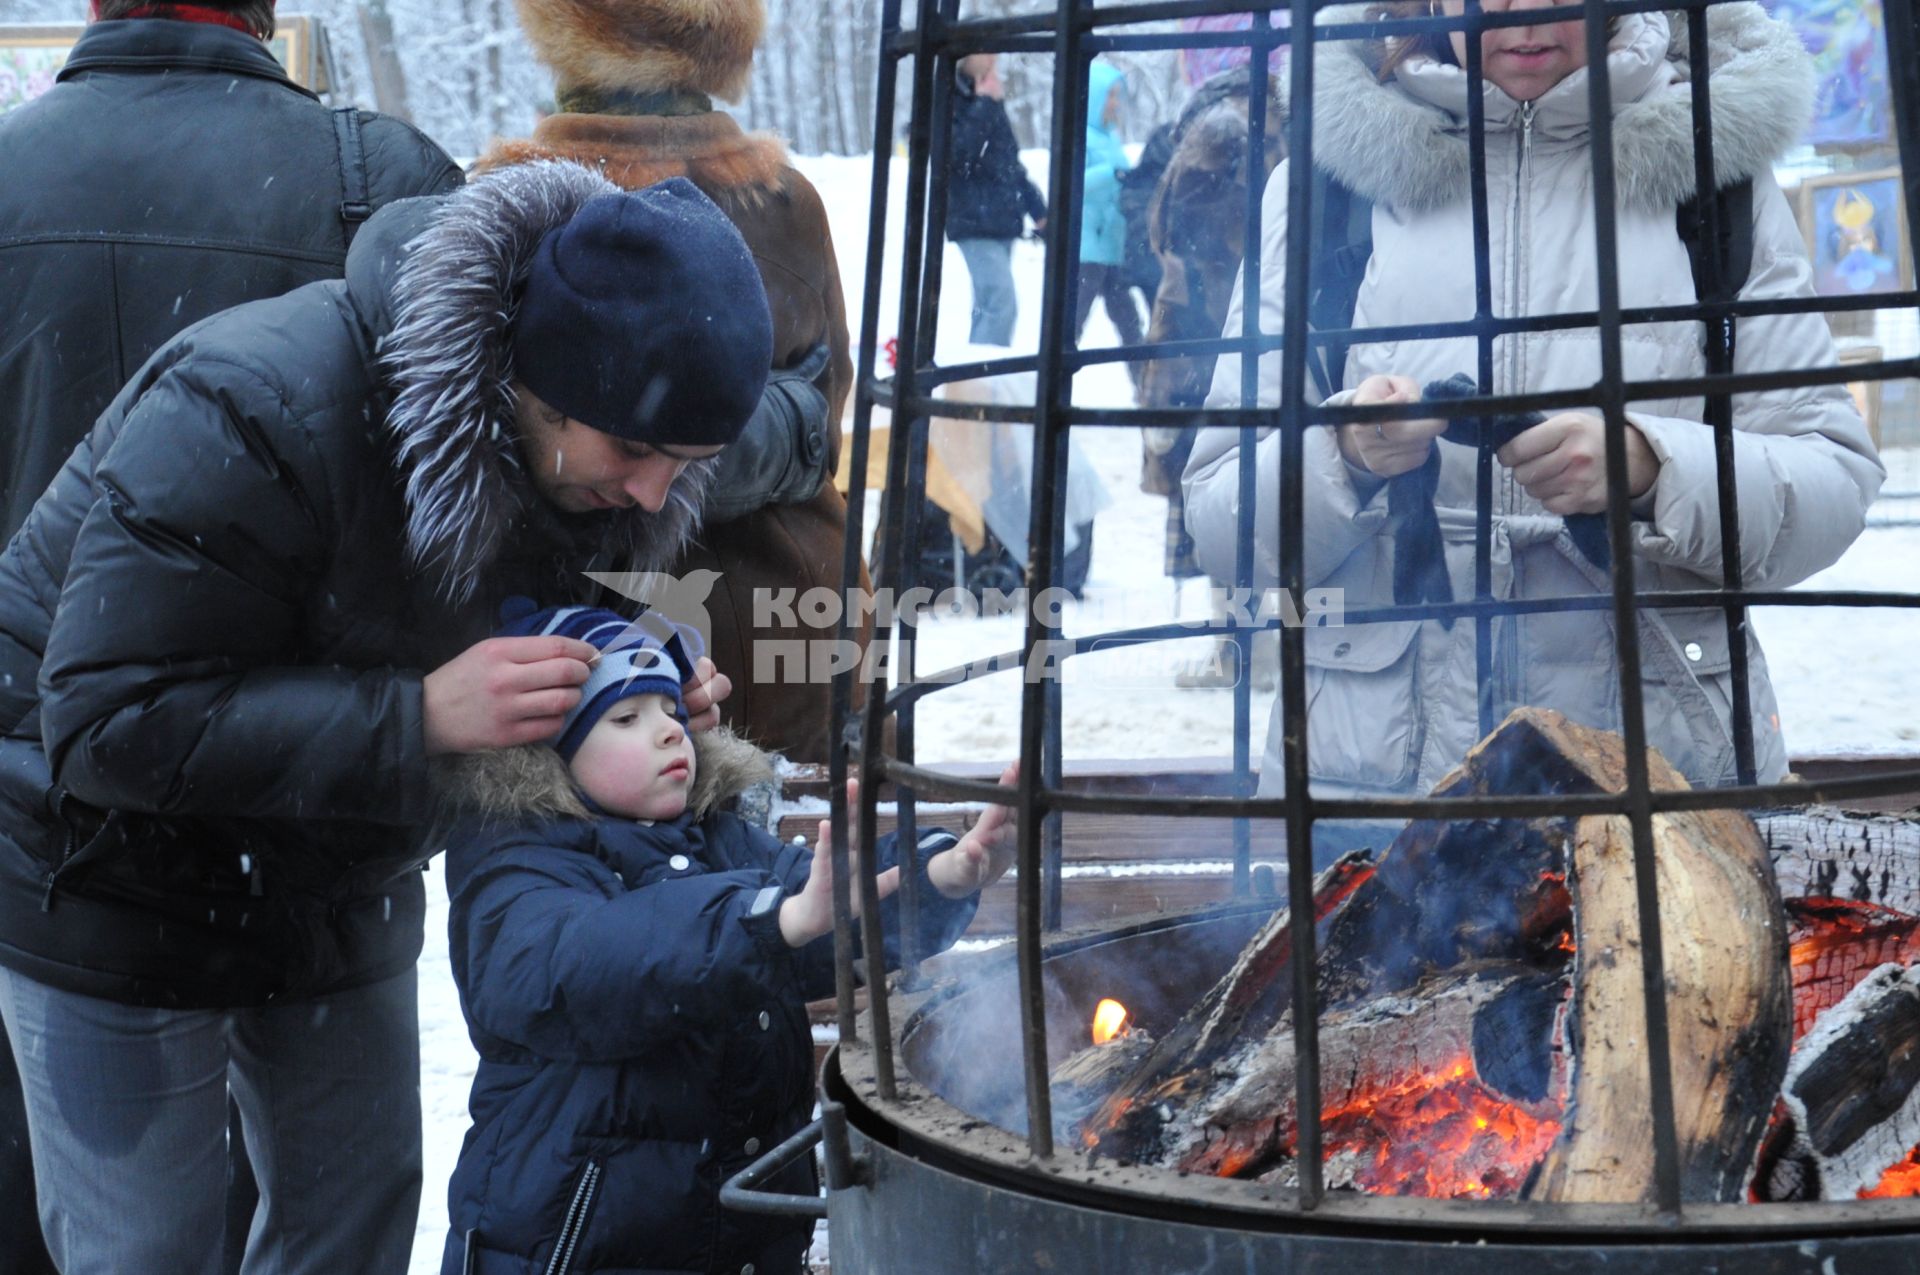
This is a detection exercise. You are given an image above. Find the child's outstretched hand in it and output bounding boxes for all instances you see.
[928,762,1020,899]
[780,779,899,948]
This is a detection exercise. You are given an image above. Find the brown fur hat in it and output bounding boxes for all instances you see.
[515,0,765,102]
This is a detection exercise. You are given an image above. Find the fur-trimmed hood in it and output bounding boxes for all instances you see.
[1313,3,1814,212]
[515,0,764,102]
[434,726,776,825]
[365,159,717,602]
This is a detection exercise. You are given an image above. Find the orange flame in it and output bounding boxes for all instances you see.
[1787,898,1920,1040]
[1861,1145,1920,1198]
[1324,1054,1562,1199]
[1091,999,1130,1045]
[1286,1053,1563,1199]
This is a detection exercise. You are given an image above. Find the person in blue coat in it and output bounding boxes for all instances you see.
[1075,58,1147,369]
[439,604,1017,1275]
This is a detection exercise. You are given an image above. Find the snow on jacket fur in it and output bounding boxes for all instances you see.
[1183,5,1882,797]
[438,732,977,1275]
[0,161,718,1007]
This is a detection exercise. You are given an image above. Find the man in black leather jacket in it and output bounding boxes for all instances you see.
[0,4,462,543]
[0,7,459,1269]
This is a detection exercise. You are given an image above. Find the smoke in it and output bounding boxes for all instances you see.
[903,909,1273,1138]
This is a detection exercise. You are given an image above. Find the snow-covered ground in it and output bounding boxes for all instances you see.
[406,151,1920,1268]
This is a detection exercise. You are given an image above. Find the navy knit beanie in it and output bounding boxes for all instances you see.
[511,179,773,446]
[496,599,700,759]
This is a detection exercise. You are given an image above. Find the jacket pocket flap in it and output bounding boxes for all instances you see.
[1647,608,1732,676]
[1306,620,1421,672]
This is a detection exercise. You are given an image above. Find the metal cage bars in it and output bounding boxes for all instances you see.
[828,0,1920,1222]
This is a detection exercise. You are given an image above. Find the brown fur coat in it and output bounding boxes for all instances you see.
[478,0,861,763]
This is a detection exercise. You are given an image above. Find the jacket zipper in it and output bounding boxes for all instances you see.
[41,792,81,912]
[1496,100,1538,715]
[1505,101,1535,461]
[544,1160,602,1275]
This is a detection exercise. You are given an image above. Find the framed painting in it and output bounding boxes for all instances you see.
[0,25,81,113]
[1796,168,1912,298]
[272,14,338,96]
[1763,0,1892,149]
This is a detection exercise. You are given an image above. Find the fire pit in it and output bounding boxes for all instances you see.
[720,0,1920,1266]
[822,888,1920,1274]
[801,717,1920,1273]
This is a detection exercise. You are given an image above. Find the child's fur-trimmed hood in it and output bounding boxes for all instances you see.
[373,159,717,602]
[435,726,776,825]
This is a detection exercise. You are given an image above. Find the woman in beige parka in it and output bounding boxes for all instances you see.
[1183,1,1883,819]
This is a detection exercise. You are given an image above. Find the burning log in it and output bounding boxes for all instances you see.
[1171,964,1566,1194]
[1787,898,1920,1041]
[1068,853,1376,1153]
[1762,809,1920,914]
[1051,1018,1157,1135]
[1757,963,1920,1201]
[1064,708,1794,1204]
[1529,805,1789,1204]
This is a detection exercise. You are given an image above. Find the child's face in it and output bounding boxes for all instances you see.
[569,692,696,822]
[1441,0,1590,103]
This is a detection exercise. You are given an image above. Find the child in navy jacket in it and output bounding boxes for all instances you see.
[439,604,1013,1275]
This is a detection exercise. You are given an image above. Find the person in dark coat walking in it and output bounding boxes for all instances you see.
[0,165,762,1275]
[0,5,459,1269]
[438,606,1013,1275]
[947,52,1048,346]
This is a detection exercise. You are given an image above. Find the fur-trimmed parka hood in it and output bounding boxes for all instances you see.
[1312,3,1815,212]
[515,0,764,102]
[359,159,717,602]
[434,726,776,826]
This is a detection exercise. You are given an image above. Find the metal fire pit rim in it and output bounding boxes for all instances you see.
[837,904,1920,1241]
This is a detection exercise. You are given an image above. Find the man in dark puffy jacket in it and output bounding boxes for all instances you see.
[0,5,459,1268]
[947,52,1047,346]
[0,167,766,1275]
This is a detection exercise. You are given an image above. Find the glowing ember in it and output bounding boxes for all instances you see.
[1289,1054,1563,1200]
[1787,898,1920,1040]
[1091,999,1130,1046]
[1861,1145,1920,1198]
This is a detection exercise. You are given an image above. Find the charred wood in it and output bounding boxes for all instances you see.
[1529,805,1790,1204]
[1171,965,1564,1190]
[1771,963,1920,1200]
[1075,854,1376,1160]
[1787,898,1920,1041]
[1062,709,1794,1204]
[1760,808,1920,914]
